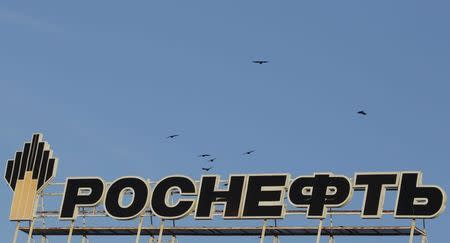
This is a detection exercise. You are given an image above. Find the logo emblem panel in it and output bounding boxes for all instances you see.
[4,134,58,221]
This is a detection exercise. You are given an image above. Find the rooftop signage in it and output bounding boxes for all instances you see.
[4,134,447,222]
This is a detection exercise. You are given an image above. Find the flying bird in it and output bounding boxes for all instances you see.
[357,110,367,116]
[198,154,211,158]
[253,60,269,64]
[243,150,256,155]
[202,167,213,171]
[166,134,180,139]
[208,158,216,162]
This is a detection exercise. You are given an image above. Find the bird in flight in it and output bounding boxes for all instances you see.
[357,110,367,116]
[253,60,269,64]
[198,154,211,158]
[243,150,256,155]
[202,167,213,171]
[166,134,180,139]
[208,158,216,162]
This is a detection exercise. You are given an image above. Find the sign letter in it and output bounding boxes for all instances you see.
[395,172,447,218]
[104,177,149,220]
[151,176,197,219]
[289,173,352,218]
[195,175,246,219]
[354,173,398,218]
[60,177,105,220]
[242,174,289,218]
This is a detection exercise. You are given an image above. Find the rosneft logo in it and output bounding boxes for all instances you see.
[3,134,447,223]
[4,134,58,221]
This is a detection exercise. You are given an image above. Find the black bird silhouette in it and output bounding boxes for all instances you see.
[198,154,211,158]
[202,167,213,171]
[208,158,216,162]
[166,134,180,139]
[243,150,256,155]
[253,60,268,64]
[357,110,367,116]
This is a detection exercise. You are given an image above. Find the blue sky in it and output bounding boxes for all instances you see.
[1,1,449,242]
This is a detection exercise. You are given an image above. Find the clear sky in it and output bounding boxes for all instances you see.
[1,1,449,242]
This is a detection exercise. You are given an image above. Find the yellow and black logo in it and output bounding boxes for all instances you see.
[4,134,58,221]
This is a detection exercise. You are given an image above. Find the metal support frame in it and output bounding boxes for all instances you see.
[260,219,268,243]
[67,220,75,243]
[272,236,278,243]
[409,219,416,243]
[316,219,323,243]
[170,219,177,243]
[80,205,87,243]
[27,219,36,243]
[39,193,47,243]
[81,234,89,243]
[272,219,279,243]
[421,219,428,243]
[40,234,48,243]
[13,221,21,243]
[157,220,165,243]
[328,209,334,243]
[136,216,144,243]
[149,214,155,243]
[26,192,42,243]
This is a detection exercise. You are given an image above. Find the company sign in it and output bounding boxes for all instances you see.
[5,134,447,222]
[5,134,58,221]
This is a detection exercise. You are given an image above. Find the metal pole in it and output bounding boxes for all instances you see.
[40,193,47,243]
[27,219,36,243]
[147,179,155,243]
[157,220,165,243]
[171,219,176,243]
[81,206,87,243]
[149,214,155,243]
[136,216,144,243]
[13,221,21,243]
[82,234,89,243]
[421,235,427,243]
[329,209,334,243]
[260,219,268,243]
[169,191,176,243]
[409,219,416,243]
[273,219,278,243]
[421,219,428,243]
[39,236,48,243]
[27,192,42,243]
[67,220,75,243]
[316,219,324,243]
